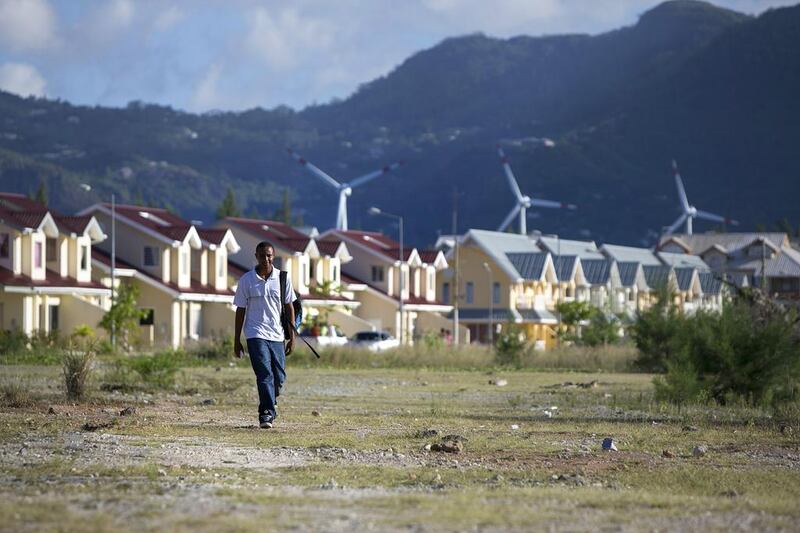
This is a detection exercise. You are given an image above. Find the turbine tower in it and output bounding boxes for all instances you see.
[496,145,576,235]
[287,148,403,231]
[665,159,738,235]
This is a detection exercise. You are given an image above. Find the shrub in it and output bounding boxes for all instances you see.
[494,323,528,368]
[99,281,148,352]
[1,379,34,408]
[187,335,234,362]
[631,287,689,372]
[125,351,183,389]
[62,342,96,401]
[71,324,95,340]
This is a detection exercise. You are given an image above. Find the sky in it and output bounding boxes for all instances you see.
[0,0,795,113]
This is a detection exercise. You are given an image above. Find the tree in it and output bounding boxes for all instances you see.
[32,181,47,206]
[216,188,240,219]
[99,281,147,352]
[272,187,291,224]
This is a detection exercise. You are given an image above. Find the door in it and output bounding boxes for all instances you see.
[49,304,59,332]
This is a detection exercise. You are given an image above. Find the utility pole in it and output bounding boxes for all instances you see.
[452,188,460,346]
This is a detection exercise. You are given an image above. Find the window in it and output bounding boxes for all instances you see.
[628,290,635,302]
[48,305,59,331]
[332,264,339,281]
[0,233,9,258]
[139,309,155,326]
[34,242,43,268]
[182,250,189,275]
[442,282,450,304]
[492,282,501,305]
[80,245,89,271]
[371,265,384,283]
[565,286,573,298]
[46,238,57,262]
[309,259,316,280]
[143,246,160,267]
[466,282,474,304]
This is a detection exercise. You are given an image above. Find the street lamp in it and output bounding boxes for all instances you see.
[80,184,116,351]
[369,207,404,344]
[483,262,494,345]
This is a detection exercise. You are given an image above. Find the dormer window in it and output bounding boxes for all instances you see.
[34,242,43,268]
[46,238,57,263]
[80,245,89,271]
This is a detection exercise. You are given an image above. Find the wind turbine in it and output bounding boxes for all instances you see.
[665,159,738,235]
[496,144,576,235]
[287,148,403,231]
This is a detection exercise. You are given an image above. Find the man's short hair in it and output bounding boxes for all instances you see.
[255,241,275,254]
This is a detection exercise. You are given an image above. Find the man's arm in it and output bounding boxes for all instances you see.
[234,307,246,358]
[284,301,296,355]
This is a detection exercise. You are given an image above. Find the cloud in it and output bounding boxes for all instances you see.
[190,62,223,111]
[0,0,58,51]
[243,7,335,70]
[153,5,184,33]
[0,62,46,96]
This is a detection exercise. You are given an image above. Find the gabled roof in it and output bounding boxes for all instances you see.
[506,252,550,281]
[617,262,644,288]
[658,252,710,272]
[581,259,612,285]
[552,255,578,282]
[0,192,48,213]
[459,229,540,282]
[198,228,240,253]
[643,265,673,290]
[699,272,723,295]
[315,238,352,262]
[657,233,789,256]
[536,236,604,260]
[78,203,202,248]
[674,267,697,292]
[54,215,106,242]
[222,217,319,256]
[0,205,59,238]
[601,244,661,266]
[418,249,448,269]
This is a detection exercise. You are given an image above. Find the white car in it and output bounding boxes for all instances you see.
[350,331,400,352]
[299,325,349,349]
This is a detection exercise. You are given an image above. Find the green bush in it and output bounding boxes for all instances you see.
[634,287,800,406]
[62,342,96,401]
[0,330,64,365]
[1,379,35,408]
[125,351,183,389]
[494,323,528,368]
[187,335,234,362]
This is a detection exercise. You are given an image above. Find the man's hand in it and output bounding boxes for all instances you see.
[234,339,245,359]
[285,336,294,356]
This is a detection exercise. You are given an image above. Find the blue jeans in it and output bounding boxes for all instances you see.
[246,338,286,422]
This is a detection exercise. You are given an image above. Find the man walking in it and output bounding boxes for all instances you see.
[234,241,296,428]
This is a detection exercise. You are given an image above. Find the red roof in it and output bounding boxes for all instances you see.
[0,192,48,213]
[198,228,229,245]
[223,217,312,253]
[340,271,446,306]
[333,230,402,260]
[315,239,342,256]
[0,266,108,290]
[55,215,93,234]
[0,205,48,230]
[418,250,442,264]
[105,204,194,242]
[93,248,232,296]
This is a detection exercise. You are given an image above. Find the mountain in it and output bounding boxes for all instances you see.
[0,0,797,246]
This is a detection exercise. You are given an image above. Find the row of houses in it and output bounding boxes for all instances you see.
[3,190,798,349]
[436,229,734,348]
[0,192,462,348]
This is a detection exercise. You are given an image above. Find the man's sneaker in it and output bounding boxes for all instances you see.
[259,419,273,429]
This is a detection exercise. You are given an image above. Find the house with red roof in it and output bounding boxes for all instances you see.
[79,203,240,348]
[320,229,458,344]
[0,192,110,336]
[219,218,371,335]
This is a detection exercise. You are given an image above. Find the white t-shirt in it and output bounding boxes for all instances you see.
[233,267,295,341]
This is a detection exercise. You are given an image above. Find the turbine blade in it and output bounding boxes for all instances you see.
[347,161,404,189]
[287,147,342,190]
[337,190,348,230]
[666,213,688,235]
[498,204,521,232]
[672,160,690,212]
[497,146,525,202]
[694,209,727,224]
[530,198,576,210]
